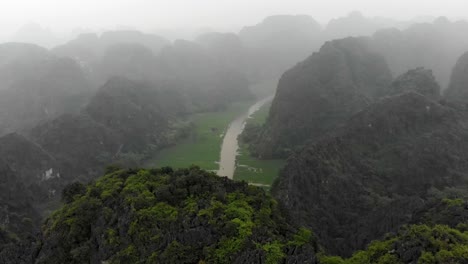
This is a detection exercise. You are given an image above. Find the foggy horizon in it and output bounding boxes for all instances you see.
[1,0,468,46]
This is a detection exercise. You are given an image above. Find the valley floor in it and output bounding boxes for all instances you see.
[146,98,285,190]
[145,101,252,171]
[233,101,285,190]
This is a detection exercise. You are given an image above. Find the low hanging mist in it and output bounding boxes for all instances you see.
[1,1,468,263]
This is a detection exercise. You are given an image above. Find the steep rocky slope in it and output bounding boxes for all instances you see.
[29,77,186,181]
[0,133,61,256]
[34,167,319,264]
[273,92,468,256]
[85,77,173,152]
[30,113,122,181]
[254,37,393,158]
[445,52,468,102]
[1,77,190,256]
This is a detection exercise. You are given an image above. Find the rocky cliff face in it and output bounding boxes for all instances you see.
[273,92,468,256]
[254,37,393,158]
[445,52,468,102]
[30,113,122,181]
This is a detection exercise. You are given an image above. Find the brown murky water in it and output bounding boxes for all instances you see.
[217,96,273,178]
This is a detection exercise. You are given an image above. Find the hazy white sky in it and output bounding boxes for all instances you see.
[1,0,467,35]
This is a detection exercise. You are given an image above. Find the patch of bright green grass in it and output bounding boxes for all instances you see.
[248,101,271,125]
[234,144,286,187]
[146,101,252,171]
[233,101,285,189]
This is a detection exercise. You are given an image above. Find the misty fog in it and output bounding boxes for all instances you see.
[2,1,468,263]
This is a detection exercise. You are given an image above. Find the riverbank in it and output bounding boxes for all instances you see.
[233,101,286,190]
[144,101,252,170]
[217,96,273,178]
[145,96,285,190]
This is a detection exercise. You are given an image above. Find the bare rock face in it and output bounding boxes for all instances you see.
[254,37,393,158]
[388,68,441,99]
[273,92,468,256]
[445,52,468,102]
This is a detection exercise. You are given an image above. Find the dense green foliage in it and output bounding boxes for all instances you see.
[323,224,468,264]
[317,198,468,264]
[35,166,318,263]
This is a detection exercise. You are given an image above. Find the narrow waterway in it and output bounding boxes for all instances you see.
[217,96,273,179]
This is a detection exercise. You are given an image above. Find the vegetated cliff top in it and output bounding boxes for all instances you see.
[323,198,468,263]
[34,166,319,264]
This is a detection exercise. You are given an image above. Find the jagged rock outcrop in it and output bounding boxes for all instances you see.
[34,167,319,264]
[273,92,468,256]
[254,37,393,158]
[388,68,441,99]
[445,52,468,102]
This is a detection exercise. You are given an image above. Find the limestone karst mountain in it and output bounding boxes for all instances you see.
[388,67,441,99]
[252,37,393,158]
[273,92,468,256]
[0,43,92,135]
[33,167,319,264]
[445,52,468,102]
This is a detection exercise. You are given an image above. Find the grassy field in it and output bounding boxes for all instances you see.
[233,102,286,189]
[145,101,252,171]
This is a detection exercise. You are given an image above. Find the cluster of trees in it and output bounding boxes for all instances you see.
[32,166,318,263]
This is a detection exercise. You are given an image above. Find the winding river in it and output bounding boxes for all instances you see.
[217,96,273,179]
